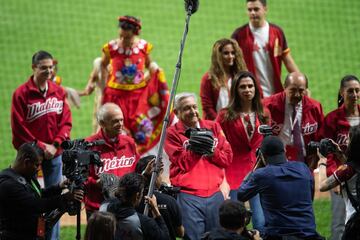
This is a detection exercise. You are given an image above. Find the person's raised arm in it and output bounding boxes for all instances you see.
[317,150,340,192]
[282,52,299,73]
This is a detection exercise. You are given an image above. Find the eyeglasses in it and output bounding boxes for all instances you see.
[36,65,54,71]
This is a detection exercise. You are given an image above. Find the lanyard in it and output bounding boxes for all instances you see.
[30,179,41,197]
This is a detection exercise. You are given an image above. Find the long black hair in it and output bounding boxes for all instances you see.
[224,71,269,124]
[347,125,360,169]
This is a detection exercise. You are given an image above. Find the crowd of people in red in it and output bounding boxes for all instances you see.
[1,0,359,240]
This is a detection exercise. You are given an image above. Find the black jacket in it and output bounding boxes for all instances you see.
[137,191,182,240]
[0,168,66,240]
[107,198,170,240]
[202,228,251,240]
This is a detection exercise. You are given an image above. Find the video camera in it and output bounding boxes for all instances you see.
[257,125,273,137]
[44,138,105,234]
[307,138,337,157]
[158,183,181,199]
[61,138,104,215]
[252,125,273,171]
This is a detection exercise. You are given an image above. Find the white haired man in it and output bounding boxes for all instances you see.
[83,103,139,219]
[164,92,233,239]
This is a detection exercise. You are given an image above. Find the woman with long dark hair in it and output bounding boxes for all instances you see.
[200,38,247,120]
[216,71,270,233]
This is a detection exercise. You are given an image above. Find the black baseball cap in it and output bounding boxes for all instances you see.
[260,136,287,164]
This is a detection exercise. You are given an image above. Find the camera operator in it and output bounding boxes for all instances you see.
[202,200,261,240]
[237,136,324,240]
[318,125,360,239]
[83,103,139,219]
[0,142,83,240]
[135,155,185,240]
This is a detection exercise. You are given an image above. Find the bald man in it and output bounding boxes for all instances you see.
[263,72,324,166]
[83,103,139,218]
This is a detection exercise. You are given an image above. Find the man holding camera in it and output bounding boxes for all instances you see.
[263,72,324,166]
[0,142,83,240]
[164,92,233,240]
[10,50,72,239]
[237,136,324,240]
[84,103,139,219]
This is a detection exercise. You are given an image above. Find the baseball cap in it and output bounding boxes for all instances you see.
[260,136,287,164]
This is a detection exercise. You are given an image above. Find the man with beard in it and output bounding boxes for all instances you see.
[263,72,324,166]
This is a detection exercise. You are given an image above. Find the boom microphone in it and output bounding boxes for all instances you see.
[184,0,199,14]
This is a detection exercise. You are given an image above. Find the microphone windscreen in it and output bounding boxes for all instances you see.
[184,0,199,14]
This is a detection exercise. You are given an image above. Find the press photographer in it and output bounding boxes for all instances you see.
[0,142,83,240]
[237,136,324,240]
[318,125,360,239]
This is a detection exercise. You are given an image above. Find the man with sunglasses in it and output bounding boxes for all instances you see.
[10,50,72,240]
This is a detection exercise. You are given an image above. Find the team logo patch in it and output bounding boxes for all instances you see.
[26,98,63,122]
[96,155,136,174]
[302,122,318,135]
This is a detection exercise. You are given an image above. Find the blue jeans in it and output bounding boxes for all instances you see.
[42,155,63,240]
[177,191,223,240]
[230,190,265,233]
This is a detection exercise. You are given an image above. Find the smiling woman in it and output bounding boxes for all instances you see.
[200,38,247,120]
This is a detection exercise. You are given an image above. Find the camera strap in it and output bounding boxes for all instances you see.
[30,179,41,197]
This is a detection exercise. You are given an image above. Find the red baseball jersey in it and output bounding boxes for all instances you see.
[165,120,233,197]
[11,76,72,153]
[84,130,139,211]
[320,104,360,176]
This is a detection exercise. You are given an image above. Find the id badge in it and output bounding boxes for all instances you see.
[286,145,299,161]
[37,215,45,238]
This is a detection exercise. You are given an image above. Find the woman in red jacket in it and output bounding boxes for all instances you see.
[216,71,270,233]
[320,74,360,239]
[200,38,247,120]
